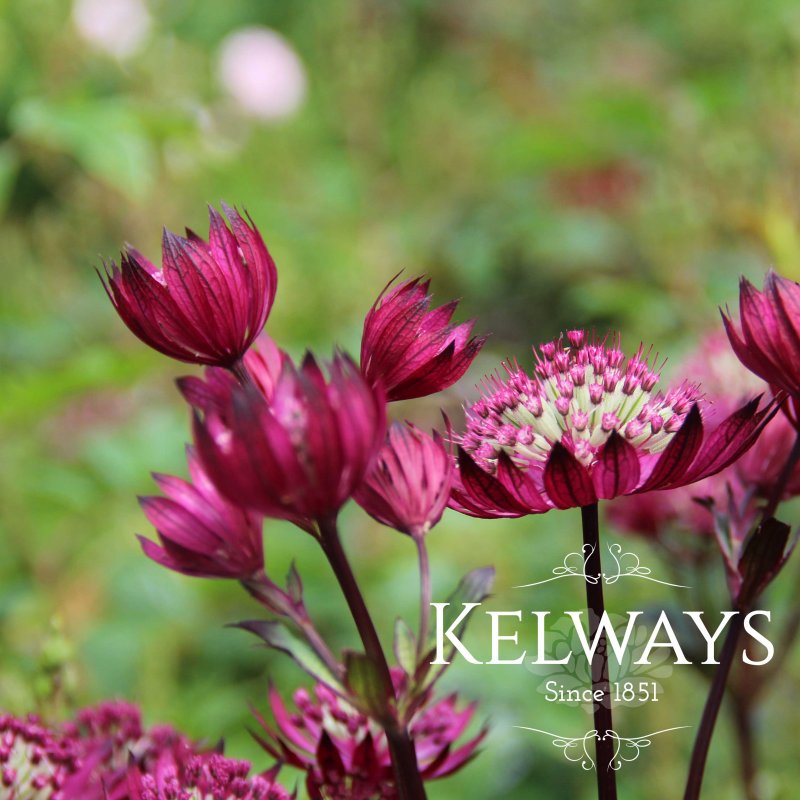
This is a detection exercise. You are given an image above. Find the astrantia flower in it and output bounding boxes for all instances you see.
[722,269,800,402]
[101,204,277,367]
[354,423,453,538]
[193,352,385,524]
[361,277,486,402]
[61,701,196,800]
[0,713,78,799]
[451,330,771,515]
[178,333,287,415]
[254,673,484,800]
[125,754,291,800]
[138,446,264,580]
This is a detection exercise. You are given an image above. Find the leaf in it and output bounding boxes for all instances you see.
[426,566,495,651]
[344,651,388,720]
[393,618,417,676]
[233,619,343,690]
[736,517,792,609]
[286,561,303,605]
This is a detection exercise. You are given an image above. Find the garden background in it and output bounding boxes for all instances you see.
[2,0,800,797]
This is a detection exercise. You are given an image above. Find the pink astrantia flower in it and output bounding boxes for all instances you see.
[254,672,484,800]
[0,713,79,799]
[178,333,287,414]
[61,701,197,800]
[101,204,277,367]
[361,277,486,402]
[610,332,800,595]
[722,270,800,402]
[138,446,264,580]
[451,330,771,516]
[354,423,453,538]
[193,352,385,524]
[125,754,292,800]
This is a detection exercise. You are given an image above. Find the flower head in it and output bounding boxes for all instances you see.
[452,331,771,515]
[354,423,453,538]
[138,446,264,580]
[125,754,292,800]
[101,205,277,367]
[61,701,196,800]
[0,713,78,799]
[361,277,486,402]
[193,352,386,524]
[722,270,800,401]
[254,673,484,800]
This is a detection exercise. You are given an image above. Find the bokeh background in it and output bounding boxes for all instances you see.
[2,0,800,797]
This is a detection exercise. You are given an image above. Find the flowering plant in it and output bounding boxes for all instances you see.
[7,202,800,800]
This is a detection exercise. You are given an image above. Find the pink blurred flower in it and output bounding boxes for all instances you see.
[101,205,277,367]
[254,672,484,800]
[450,330,771,516]
[723,270,800,403]
[354,423,453,538]
[0,713,78,799]
[193,352,385,524]
[72,0,151,59]
[138,446,264,580]
[61,701,196,800]
[218,27,307,121]
[361,277,486,402]
[125,753,292,800]
[610,332,800,595]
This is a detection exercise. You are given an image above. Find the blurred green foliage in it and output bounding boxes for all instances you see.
[3,0,800,798]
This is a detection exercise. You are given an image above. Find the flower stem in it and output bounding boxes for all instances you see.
[730,693,760,800]
[683,613,745,800]
[581,503,618,800]
[762,429,800,520]
[318,516,427,800]
[415,535,431,656]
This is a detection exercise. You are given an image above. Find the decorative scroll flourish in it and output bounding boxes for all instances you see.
[515,726,691,772]
[513,542,689,589]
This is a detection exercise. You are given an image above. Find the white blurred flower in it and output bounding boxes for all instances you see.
[217,27,307,121]
[72,0,151,59]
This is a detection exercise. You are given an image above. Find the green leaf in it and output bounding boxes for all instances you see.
[427,565,495,650]
[393,618,417,676]
[286,562,303,605]
[234,619,342,691]
[344,651,387,720]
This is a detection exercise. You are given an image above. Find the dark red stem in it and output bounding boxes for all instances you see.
[581,503,618,800]
[683,614,745,800]
[318,516,427,800]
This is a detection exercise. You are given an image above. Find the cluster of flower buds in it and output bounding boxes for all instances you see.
[0,713,78,799]
[0,704,294,800]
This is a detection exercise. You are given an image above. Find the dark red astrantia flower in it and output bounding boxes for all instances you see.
[101,204,277,367]
[354,423,453,538]
[361,277,486,401]
[138,446,264,579]
[722,269,800,400]
[451,331,772,517]
[253,673,484,800]
[193,352,386,524]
